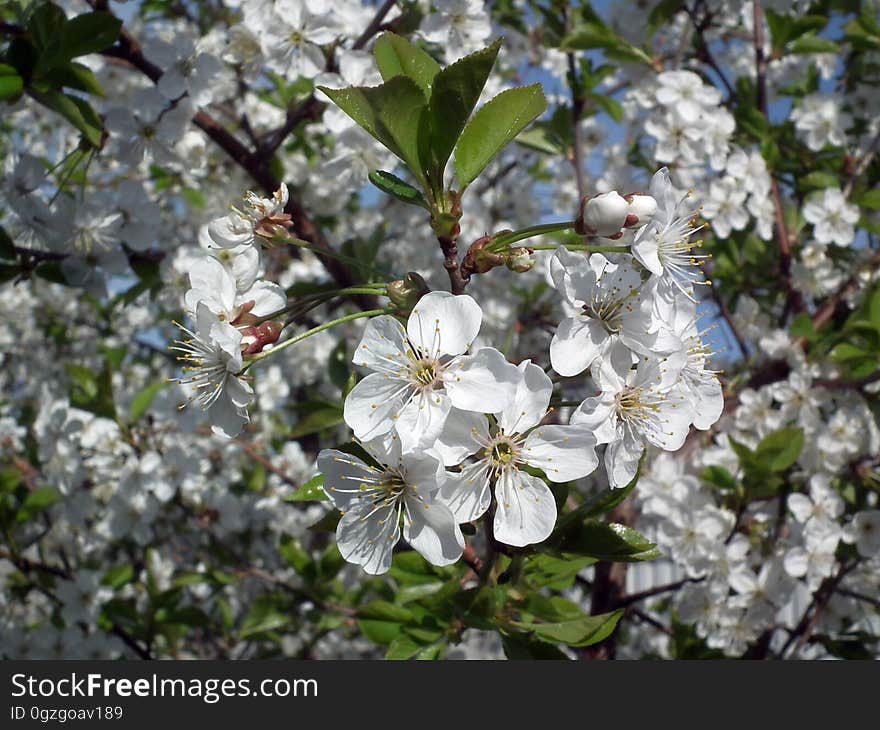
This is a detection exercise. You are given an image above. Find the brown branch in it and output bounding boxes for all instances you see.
[614,577,702,609]
[352,0,398,50]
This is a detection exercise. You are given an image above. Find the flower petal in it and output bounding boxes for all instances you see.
[498,360,552,435]
[407,291,481,357]
[523,424,599,482]
[550,316,608,377]
[443,347,518,414]
[343,372,410,441]
[493,469,557,547]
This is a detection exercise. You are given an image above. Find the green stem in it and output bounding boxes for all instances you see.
[529,244,630,254]
[249,286,388,326]
[488,220,577,251]
[243,309,388,370]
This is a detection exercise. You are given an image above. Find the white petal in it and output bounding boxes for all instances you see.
[570,396,618,445]
[239,281,287,317]
[493,469,557,547]
[439,460,493,524]
[208,213,254,249]
[523,424,599,482]
[403,494,464,567]
[499,360,552,434]
[443,348,518,414]
[605,436,644,489]
[433,409,486,467]
[352,315,410,375]
[395,389,452,453]
[317,449,377,512]
[335,502,400,575]
[550,316,608,376]
[407,291,481,357]
[343,373,410,441]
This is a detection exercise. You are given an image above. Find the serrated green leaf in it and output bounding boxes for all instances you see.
[358,618,403,645]
[515,609,623,647]
[454,84,546,189]
[800,171,839,190]
[502,632,573,659]
[385,635,423,659]
[28,89,103,147]
[286,473,328,502]
[368,170,429,208]
[373,32,440,96]
[318,77,429,186]
[240,597,289,638]
[427,39,501,182]
[554,520,660,562]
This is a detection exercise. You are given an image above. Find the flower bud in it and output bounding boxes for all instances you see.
[387,272,430,315]
[581,191,629,237]
[623,193,658,228]
[241,321,283,355]
[505,247,535,273]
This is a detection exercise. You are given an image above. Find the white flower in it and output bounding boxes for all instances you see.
[802,188,859,247]
[170,302,254,438]
[420,0,492,60]
[438,361,598,547]
[184,255,286,324]
[668,297,723,430]
[318,435,464,575]
[700,177,749,239]
[571,343,693,488]
[631,167,707,299]
[848,510,880,558]
[208,184,291,249]
[104,88,190,167]
[261,0,339,80]
[548,247,682,376]
[343,291,518,452]
[655,70,721,121]
[790,93,851,151]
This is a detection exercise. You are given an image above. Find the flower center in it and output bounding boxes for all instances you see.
[408,356,442,389]
[615,386,661,425]
[484,434,522,472]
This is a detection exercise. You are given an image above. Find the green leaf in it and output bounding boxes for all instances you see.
[755,427,804,472]
[358,601,416,623]
[287,407,344,438]
[59,11,122,59]
[358,618,403,645]
[17,486,61,523]
[318,77,429,187]
[240,597,289,638]
[385,635,423,660]
[502,632,573,659]
[103,564,134,589]
[515,609,623,647]
[515,125,564,155]
[286,474,328,502]
[426,39,501,182]
[857,189,880,211]
[28,89,103,147]
[43,61,105,96]
[560,23,653,66]
[788,35,840,53]
[554,520,660,562]
[524,554,596,590]
[454,84,546,189]
[0,73,23,102]
[800,171,839,190]
[368,170,430,208]
[129,380,166,422]
[373,32,440,96]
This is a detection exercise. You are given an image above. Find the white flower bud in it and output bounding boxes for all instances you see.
[624,194,658,228]
[581,191,629,237]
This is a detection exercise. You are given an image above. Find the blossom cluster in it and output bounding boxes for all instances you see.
[316,169,723,574]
